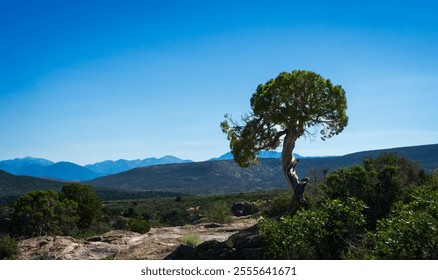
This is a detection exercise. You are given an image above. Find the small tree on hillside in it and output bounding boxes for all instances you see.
[221,70,348,212]
[61,184,102,229]
[11,190,78,237]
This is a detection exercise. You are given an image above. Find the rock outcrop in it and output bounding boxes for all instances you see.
[17,219,258,260]
[231,202,259,217]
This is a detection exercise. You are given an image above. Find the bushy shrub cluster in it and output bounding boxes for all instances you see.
[127,218,151,234]
[369,186,437,259]
[0,234,17,259]
[260,197,366,259]
[260,153,437,259]
[204,201,233,224]
[11,184,102,238]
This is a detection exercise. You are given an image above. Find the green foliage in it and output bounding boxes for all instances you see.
[260,154,436,260]
[11,184,104,238]
[103,192,270,227]
[221,70,348,167]
[61,184,103,229]
[127,218,151,234]
[11,190,78,237]
[265,190,292,217]
[180,233,201,248]
[260,197,366,259]
[204,201,233,224]
[0,234,17,259]
[322,153,423,229]
[160,207,190,226]
[369,186,438,259]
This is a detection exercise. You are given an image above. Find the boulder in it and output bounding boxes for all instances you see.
[231,202,258,217]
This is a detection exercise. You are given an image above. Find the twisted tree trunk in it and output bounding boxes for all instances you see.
[281,130,308,214]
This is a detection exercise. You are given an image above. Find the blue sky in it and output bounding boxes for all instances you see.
[1,0,437,165]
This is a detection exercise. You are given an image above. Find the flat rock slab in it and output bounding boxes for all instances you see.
[17,219,257,260]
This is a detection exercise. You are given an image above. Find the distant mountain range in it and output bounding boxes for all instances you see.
[85,143,438,196]
[0,152,296,181]
[0,155,193,181]
[0,144,437,204]
[84,155,193,176]
[1,143,437,186]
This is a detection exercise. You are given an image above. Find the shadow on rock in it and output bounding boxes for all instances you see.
[165,224,264,260]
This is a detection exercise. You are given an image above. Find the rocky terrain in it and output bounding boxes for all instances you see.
[17,218,259,260]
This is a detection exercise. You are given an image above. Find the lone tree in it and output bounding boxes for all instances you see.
[221,70,348,212]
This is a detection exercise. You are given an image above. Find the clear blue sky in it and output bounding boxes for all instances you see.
[1,0,437,165]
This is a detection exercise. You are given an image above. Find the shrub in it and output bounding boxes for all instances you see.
[180,233,201,248]
[0,234,17,260]
[11,190,78,237]
[61,184,102,229]
[322,153,424,229]
[160,208,190,226]
[11,184,103,238]
[127,218,151,234]
[260,197,366,259]
[369,186,438,259]
[204,202,233,224]
[265,191,292,217]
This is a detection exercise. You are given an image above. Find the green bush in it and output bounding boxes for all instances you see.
[260,197,366,259]
[160,208,190,226]
[0,234,17,260]
[127,218,151,234]
[11,190,79,237]
[322,153,424,229]
[369,186,438,259]
[11,184,102,238]
[180,233,201,248]
[204,202,233,224]
[61,184,102,229]
[266,191,292,217]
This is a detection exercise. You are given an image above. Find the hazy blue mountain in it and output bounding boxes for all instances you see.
[16,162,99,181]
[0,158,100,181]
[0,157,54,174]
[42,162,100,181]
[2,144,436,184]
[84,155,193,176]
[0,155,193,180]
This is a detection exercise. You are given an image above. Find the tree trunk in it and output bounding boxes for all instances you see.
[281,130,308,214]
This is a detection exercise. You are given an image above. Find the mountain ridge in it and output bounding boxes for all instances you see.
[1,143,437,204]
[87,143,438,196]
[1,143,437,183]
[0,155,193,181]
[84,155,193,176]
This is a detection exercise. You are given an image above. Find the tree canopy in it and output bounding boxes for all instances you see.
[11,190,78,237]
[61,184,102,229]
